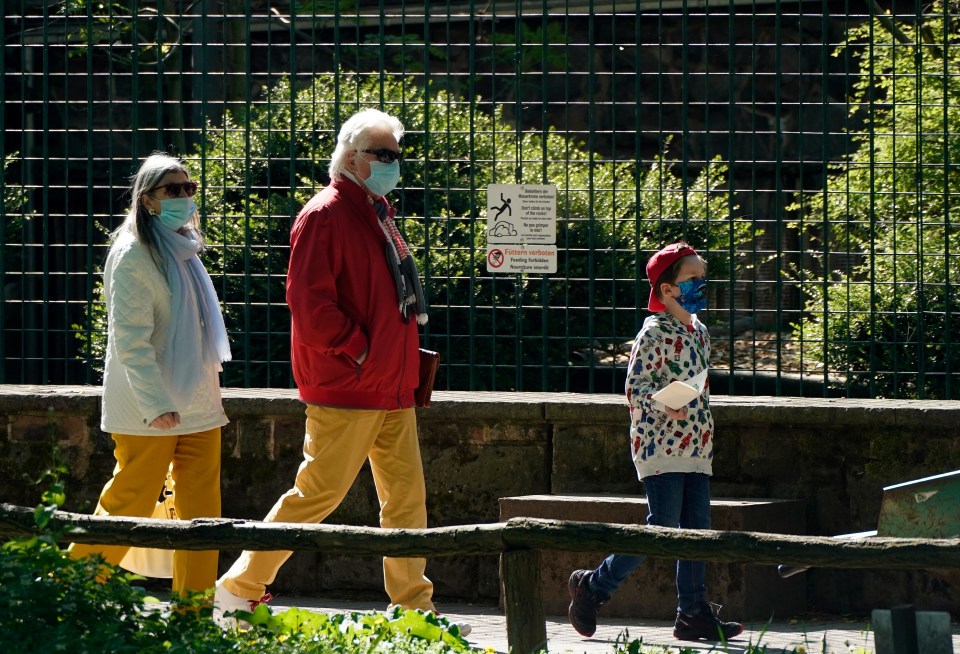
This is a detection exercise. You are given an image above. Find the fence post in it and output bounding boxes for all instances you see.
[888,605,919,654]
[500,548,547,654]
[872,605,953,654]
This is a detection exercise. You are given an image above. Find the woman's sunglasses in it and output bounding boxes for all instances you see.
[150,181,199,198]
[362,148,404,164]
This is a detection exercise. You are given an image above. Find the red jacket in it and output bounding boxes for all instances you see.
[286,179,419,409]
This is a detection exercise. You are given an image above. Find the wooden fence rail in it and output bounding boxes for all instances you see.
[3,502,960,653]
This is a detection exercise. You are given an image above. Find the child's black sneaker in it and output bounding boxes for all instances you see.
[673,601,743,641]
[567,569,609,637]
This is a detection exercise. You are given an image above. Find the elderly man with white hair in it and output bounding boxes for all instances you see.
[214,108,467,635]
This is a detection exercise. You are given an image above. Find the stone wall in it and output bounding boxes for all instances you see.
[3,384,960,617]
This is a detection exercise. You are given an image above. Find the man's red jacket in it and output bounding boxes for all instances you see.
[286,178,420,409]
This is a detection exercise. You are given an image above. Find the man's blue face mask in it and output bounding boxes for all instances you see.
[676,278,707,314]
[363,160,400,197]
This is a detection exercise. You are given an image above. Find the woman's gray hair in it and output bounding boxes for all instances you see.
[328,109,405,180]
[112,152,203,265]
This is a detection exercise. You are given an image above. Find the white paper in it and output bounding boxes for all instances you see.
[651,369,709,410]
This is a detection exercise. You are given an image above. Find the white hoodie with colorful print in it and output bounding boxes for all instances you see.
[625,312,714,480]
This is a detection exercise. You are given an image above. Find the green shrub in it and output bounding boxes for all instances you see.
[76,73,756,392]
[2,152,30,277]
[0,531,474,654]
[790,3,960,398]
[0,469,473,653]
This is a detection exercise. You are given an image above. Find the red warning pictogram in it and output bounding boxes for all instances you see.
[487,248,505,269]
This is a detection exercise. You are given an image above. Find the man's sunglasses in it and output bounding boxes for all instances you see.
[362,148,404,164]
[150,181,199,198]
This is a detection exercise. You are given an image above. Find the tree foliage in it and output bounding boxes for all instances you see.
[2,152,29,274]
[1,466,473,653]
[791,4,960,398]
[188,73,755,390]
[77,73,755,391]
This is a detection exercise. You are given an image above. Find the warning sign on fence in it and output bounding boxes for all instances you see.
[485,184,557,274]
[486,184,556,245]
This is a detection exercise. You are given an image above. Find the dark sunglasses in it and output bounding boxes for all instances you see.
[362,148,403,164]
[150,181,199,198]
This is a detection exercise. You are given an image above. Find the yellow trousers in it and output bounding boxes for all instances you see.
[219,406,434,611]
[68,428,222,595]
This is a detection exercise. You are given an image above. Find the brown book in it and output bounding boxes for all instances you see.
[415,348,440,408]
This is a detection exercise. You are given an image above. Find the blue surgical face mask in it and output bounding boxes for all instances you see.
[363,160,400,197]
[157,197,196,231]
[676,278,708,315]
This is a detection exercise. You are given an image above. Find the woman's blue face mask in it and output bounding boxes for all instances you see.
[676,278,708,314]
[157,197,196,231]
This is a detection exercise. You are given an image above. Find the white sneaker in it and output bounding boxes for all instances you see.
[451,619,472,638]
[213,582,270,629]
[434,610,472,638]
[389,605,473,639]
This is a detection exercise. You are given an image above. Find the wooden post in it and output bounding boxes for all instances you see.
[500,549,547,654]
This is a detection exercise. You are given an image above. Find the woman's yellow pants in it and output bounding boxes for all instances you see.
[68,427,222,595]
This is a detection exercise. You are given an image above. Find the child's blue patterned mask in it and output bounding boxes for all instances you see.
[677,278,707,314]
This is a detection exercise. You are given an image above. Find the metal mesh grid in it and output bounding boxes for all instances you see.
[1,1,956,398]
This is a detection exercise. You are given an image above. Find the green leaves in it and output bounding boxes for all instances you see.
[790,1,960,399]
[1,528,475,654]
[31,465,68,532]
[74,70,755,391]
[225,602,471,652]
[3,474,473,653]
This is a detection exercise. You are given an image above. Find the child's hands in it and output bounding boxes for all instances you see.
[664,406,688,421]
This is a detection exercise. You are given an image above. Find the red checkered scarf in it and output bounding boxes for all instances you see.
[374,199,428,325]
[381,209,411,260]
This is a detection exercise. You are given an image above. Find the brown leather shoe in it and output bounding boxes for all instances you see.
[567,569,609,637]
[673,601,744,641]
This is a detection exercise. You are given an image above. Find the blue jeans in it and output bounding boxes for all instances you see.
[590,472,711,613]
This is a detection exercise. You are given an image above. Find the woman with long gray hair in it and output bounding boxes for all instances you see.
[68,152,231,598]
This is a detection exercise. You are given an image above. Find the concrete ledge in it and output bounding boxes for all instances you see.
[4,384,957,426]
[499,493,807,620]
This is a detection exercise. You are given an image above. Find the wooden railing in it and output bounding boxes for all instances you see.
[3,503,960,654]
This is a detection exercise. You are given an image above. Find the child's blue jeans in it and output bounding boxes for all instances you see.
[589,471,711,614]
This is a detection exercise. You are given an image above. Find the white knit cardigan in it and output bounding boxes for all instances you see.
[100,230,229,436]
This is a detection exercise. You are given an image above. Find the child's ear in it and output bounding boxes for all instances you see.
[658,280,674,299]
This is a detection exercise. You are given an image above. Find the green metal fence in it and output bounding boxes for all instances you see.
[2,1,958,398]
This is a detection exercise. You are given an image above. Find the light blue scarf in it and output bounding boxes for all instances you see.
[151,223,231,410]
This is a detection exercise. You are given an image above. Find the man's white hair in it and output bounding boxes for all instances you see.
[328,108,405,180]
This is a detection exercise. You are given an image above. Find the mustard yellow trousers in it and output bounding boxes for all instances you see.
[219,405,434,611]
[68,428,222,595]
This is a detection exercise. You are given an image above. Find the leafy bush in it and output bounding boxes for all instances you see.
[0,469,473,653]
[2,152,29,276]
[790,4,960,398]
[77,73,756,392]
[185,74,756,392]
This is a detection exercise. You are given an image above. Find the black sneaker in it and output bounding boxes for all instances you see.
[673,601,744,641]
[567,569,609,637]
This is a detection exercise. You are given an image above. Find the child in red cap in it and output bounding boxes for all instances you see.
[566,242,743,642]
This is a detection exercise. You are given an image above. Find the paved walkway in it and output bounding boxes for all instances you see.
[267,596,960,653]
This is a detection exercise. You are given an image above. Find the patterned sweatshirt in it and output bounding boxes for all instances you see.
[625,312,714,480]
